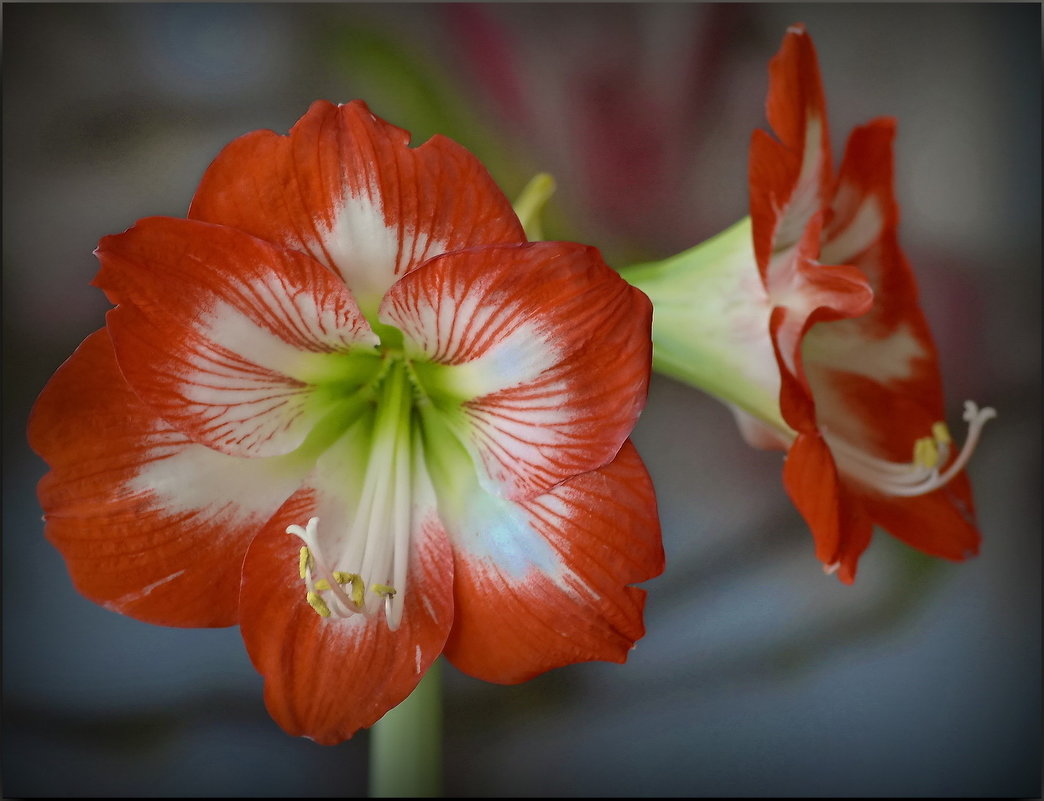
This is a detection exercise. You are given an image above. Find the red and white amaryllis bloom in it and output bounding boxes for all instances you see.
[622,25,993,583]
[28,100,663,744]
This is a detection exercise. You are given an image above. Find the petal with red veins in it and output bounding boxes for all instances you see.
[187,99,525,316]
[441,440,663,684]
[239,476,454,745]
[95,217,379,459]
[381,241,652,500]
[28,330,308,627]
[749,23,832,271]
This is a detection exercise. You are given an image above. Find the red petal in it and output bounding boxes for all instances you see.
[806,120,947,461]
[861,471,980,563]
[782,431,874,581]
[188,99,525,314]
[749,24,832,272]
[28,330,306,626]
[751,28,874,440]
[239,489,454,744]
[95,217,377,458]
[767,216,874,434]
[442,440,663,684]
[823,118,898,267]
[764,25,828,166]
[381,241,653,500]
[755,28,980,583]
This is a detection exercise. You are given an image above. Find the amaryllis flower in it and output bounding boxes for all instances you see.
[622,25,993,583]
[28,100,663,744]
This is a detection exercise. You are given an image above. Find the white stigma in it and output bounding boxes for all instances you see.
[826,400,996,498]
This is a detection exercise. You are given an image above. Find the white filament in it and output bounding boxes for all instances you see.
[827,400,996,498]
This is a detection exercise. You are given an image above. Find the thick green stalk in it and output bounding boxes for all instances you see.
[369,659,443,797]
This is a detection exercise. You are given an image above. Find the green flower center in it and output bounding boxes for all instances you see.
[285,325,474,630]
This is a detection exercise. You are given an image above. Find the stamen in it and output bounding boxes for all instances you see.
[931,400,997,486]
[913,436,939,469]
[931,421,951,445]
[287,517,362,618]
[826,400,996,498]
[347,574,366,608]
[373,584,398,621]
[306,591,332,618]
[285,515,401,622]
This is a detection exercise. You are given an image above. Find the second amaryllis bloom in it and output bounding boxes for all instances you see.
[621,25,993,583]
[28,100,663,745]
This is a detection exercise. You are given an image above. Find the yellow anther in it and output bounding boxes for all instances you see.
[332,571,353,584]
[372,584,397,598]
[922,438,939,468]
[298,546,311,579]
[931,421,952,445]
[913,436,939,469]
[306,591,331,618]
[348,575,366,607]
[314,579,331,591]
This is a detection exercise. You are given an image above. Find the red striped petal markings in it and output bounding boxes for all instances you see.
[31,101,663,743]
[188,99,526,322]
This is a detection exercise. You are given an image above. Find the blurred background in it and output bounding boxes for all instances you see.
[2,3,1039,797]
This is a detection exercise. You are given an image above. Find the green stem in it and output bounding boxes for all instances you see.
[369,658,443,797]
[512,172,556,241]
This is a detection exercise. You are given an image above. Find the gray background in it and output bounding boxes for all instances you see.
[3,3,1040,797]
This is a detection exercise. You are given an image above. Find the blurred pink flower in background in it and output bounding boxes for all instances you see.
[438,3,765,258]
